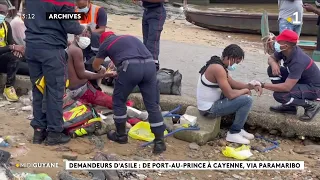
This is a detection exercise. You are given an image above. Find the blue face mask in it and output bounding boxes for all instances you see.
[0,14,6,24]
[78,6,89,14]
[227,60,237,71]
[274,41,282,52]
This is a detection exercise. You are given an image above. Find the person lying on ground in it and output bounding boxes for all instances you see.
[66,30,133,109]
[9,0,28,76]
[92,31,166,154]
[0,2,24,102]
[196,44,262,144]
[260,29,320,121]
[75,0,107,34]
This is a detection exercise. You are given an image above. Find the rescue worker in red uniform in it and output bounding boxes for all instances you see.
[92,31,166,154]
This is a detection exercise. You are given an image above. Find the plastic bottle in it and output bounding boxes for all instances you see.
[5,136,17,146]
[0,138,9,147]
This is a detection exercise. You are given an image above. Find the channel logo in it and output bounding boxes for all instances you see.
[15,163,59,168]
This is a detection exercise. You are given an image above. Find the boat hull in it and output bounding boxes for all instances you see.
[185,10,318,36]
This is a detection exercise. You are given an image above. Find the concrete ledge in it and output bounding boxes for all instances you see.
[0,74,31,95]
[102,85,320,138]
[10,75,320,138]
[102,86,196,114]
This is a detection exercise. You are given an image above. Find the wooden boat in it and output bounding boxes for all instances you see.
[183,0,319,36]
[298,40,317,50]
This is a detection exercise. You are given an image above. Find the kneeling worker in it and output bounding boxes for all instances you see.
[261,30,320,121]
[92,31,166,154]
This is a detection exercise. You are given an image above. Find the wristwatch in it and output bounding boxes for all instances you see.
[261,82,265,88]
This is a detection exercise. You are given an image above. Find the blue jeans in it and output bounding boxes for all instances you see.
[279,18,302,36]
[203,95,253,134]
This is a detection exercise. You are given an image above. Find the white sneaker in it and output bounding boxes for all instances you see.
[240,129,255,140]
[226,132,250,144]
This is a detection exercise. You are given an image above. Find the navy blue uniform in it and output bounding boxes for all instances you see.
[25,0,84,132]
[83,32,100,62]
[96,35,165,135]
[142,1,166,66]
[268,46,320,106]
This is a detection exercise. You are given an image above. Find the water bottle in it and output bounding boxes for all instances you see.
[0,138,9,147]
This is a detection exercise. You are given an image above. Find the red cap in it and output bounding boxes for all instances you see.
[100,31,115,44]
[276,29,298,43]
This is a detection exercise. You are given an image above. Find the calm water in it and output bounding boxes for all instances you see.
[193,3,313,14]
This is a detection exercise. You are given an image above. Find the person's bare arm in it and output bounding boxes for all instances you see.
[92,57,105,71]
[263,78,298,92]
[92,27,105,34]
[303,3,320,15]
[93,8,107,34]
[69,46,104,80]
[268,54,280,67]
[212,65,250,99]
[228,76,253,90]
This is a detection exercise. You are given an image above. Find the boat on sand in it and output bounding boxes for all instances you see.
[183,0,318,36]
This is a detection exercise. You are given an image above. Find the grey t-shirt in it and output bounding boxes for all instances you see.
[278,0,303,25]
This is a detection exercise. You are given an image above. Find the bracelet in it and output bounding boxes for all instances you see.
[12,44,15,50]
[261,82,265,88]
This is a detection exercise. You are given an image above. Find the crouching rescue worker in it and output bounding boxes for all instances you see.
[197,44,262,144]
[0,2,24,102]
[261,30,320,121]
[92,31,166,154]
[25,0,87,145]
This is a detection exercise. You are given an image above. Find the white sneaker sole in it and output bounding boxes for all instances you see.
[3,92,18,102]
[226,137,250,144]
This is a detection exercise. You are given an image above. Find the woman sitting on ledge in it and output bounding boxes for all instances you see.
[196,44,262,144]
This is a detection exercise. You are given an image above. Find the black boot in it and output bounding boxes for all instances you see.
[45,132,71,146]
[33,128,47,144]
[269,105,297,115]
[299,100,320,121]
[107,122,128,144]
[153,133,166,154]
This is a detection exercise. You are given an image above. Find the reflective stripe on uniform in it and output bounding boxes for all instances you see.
[91,46,99,51]
[150,122,164,127]
[269,77,281,80]
[285,98,294,105]
[90,4,97,25]
[113,114,127,119]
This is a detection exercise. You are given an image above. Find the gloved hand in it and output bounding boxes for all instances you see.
[248,80,262,86]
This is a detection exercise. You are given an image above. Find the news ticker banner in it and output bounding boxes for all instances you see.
[65,161,304,170]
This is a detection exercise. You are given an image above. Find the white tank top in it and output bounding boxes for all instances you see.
[196,74,222,111]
